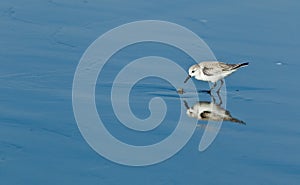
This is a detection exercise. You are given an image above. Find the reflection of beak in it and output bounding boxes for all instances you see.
[183,100,190,109]
[184,75,191,83]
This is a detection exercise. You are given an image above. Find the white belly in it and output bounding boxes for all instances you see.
[195,70,234,82]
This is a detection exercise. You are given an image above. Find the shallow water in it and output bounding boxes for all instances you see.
[1,0,300,184]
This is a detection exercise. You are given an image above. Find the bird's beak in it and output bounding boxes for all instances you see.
[184,75,191,83]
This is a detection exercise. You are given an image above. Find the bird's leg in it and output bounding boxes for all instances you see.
[216,79,224,94]
[199,82,217,95]
[210,82,217,91]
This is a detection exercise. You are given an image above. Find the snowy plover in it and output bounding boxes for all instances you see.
[184,61,249,92]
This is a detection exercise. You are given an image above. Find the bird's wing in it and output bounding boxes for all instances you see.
[218,62,236,71]
[202,66,222,76]
[202,62,237,76]
[200,111,224,121]
[200,111,212,119]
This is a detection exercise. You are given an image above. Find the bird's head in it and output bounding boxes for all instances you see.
[186,107,198,119]
[184,64,200,83]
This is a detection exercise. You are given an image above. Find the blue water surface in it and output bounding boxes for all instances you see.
[1,0,299,184]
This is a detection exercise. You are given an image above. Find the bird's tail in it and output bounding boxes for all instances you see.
[230,117,246,125]
[232,62,249,69]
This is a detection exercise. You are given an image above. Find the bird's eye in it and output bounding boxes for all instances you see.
[191,70,195,73]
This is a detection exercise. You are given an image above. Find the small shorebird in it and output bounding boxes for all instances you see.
[184,100,245,124]
[184,61,249,92]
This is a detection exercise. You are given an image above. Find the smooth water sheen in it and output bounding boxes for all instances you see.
[1,0,299,184]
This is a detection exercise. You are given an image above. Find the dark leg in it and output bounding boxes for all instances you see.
[198,82,217,95]
[210,82,217,91]
[217,79,224,94]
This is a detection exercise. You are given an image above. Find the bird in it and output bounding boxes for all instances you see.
[184,61,249,92]
[184,100,245,124]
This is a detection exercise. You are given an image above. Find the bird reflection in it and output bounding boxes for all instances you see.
[184,93,245,125]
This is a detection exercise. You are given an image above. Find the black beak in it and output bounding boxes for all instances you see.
[183,100,190,109]
[184,75,191,83]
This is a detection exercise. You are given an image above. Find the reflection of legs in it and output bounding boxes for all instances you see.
[217,79,224,94]
[211,93,216,104]
[210,94,216,104]
[216,91,222,106]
